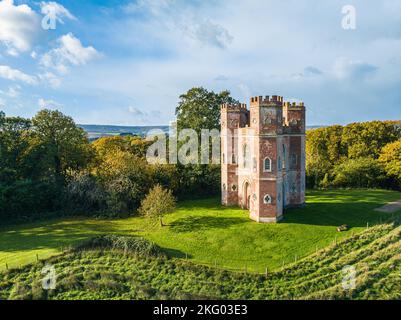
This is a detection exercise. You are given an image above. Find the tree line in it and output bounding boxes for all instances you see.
[0,88,232,224]
[1,88,401,223]
[306,121,401,189]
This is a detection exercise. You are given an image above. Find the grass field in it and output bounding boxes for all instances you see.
[1,189,400,273]
[2,222,401,300]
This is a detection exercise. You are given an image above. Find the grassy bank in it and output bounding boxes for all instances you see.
[1,189,400,272]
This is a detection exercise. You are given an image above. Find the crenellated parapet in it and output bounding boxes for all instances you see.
[221,103,248,112]
[250,95,284,107]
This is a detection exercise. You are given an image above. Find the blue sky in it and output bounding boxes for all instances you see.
[0,0,400,125]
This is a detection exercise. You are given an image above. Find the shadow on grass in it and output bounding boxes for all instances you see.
[170,216,247,233]
[0,220,130,253]
[282,200,400,228]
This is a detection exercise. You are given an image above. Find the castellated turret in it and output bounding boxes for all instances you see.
[221,95,306,223]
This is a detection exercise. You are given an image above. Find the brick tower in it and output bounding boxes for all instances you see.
[221,95,306,223]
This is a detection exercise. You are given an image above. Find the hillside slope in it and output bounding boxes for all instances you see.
[1,222,401,300]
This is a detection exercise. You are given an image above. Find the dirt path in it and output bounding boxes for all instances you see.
[375,199,401,213]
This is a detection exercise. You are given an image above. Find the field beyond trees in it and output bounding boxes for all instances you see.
[1,189,400,273]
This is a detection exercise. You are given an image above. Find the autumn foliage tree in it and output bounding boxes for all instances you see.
[139,184,176,227]
[379,138,401,185]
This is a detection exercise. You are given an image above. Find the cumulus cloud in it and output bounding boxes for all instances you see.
[38,98,62,109]
[40,33,100,74]
[0,65,37,84]
[127,105,161,123]
[304,66,323,76]
[183,19,233,49]
[333,58,378,79]
[0,0,41,56]
[214,75,229,81]
[40,1,76,24]
[128,106,146,116]
[38,72,62,88]
[5,85,20,98]
[123,0,233,49]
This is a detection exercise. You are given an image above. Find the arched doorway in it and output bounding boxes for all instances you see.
[243,181,251,209]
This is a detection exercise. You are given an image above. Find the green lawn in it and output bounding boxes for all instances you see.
[1,189,400,272]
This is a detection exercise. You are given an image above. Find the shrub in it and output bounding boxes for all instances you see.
[65,172,106,213]
[75,235,164,257]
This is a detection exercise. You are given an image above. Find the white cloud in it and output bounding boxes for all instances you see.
[40,1,76,24]
[123,0,233,49]
[127,105,161,124]
[182,19,233,49]
[38,98,62,110]
[40,33,100,74]
[5,85,20,98]
[38,72,62,88]
[128,105,145,116]
[0,0,40,56]
[0,65,37,84]
[123,0,173,15]
[333,57,378,80]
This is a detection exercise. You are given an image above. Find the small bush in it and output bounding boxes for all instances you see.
[75,235,164,257]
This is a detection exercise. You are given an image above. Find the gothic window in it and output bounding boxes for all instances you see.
[263,157,272,172]
[222,153,225,164]
[242,144,250,168]
[291,183,297,194]
[291,154,298,167]
[223,184,226,191]
[282,144,286,169]
[231,184,237,192]
[263,194,272,204]
[232,154,236,164]
[278,156,282,171]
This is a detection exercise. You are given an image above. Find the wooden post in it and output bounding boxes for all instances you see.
[36,253,39,262]
[5,263,8,270]
[367,222,369,229]
[265,267,268,277]
[282,260,285,270]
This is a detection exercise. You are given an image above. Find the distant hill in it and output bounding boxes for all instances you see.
[79,124,169,140]
[80,124,325,140]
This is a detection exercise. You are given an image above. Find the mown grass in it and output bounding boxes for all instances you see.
[1,189,400,272]
[2,222,401,300]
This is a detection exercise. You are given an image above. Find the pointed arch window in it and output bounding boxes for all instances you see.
[242,144,250,168]
[263,157,272,172]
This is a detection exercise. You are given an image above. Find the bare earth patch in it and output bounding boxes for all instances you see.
[375,199,401,213]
